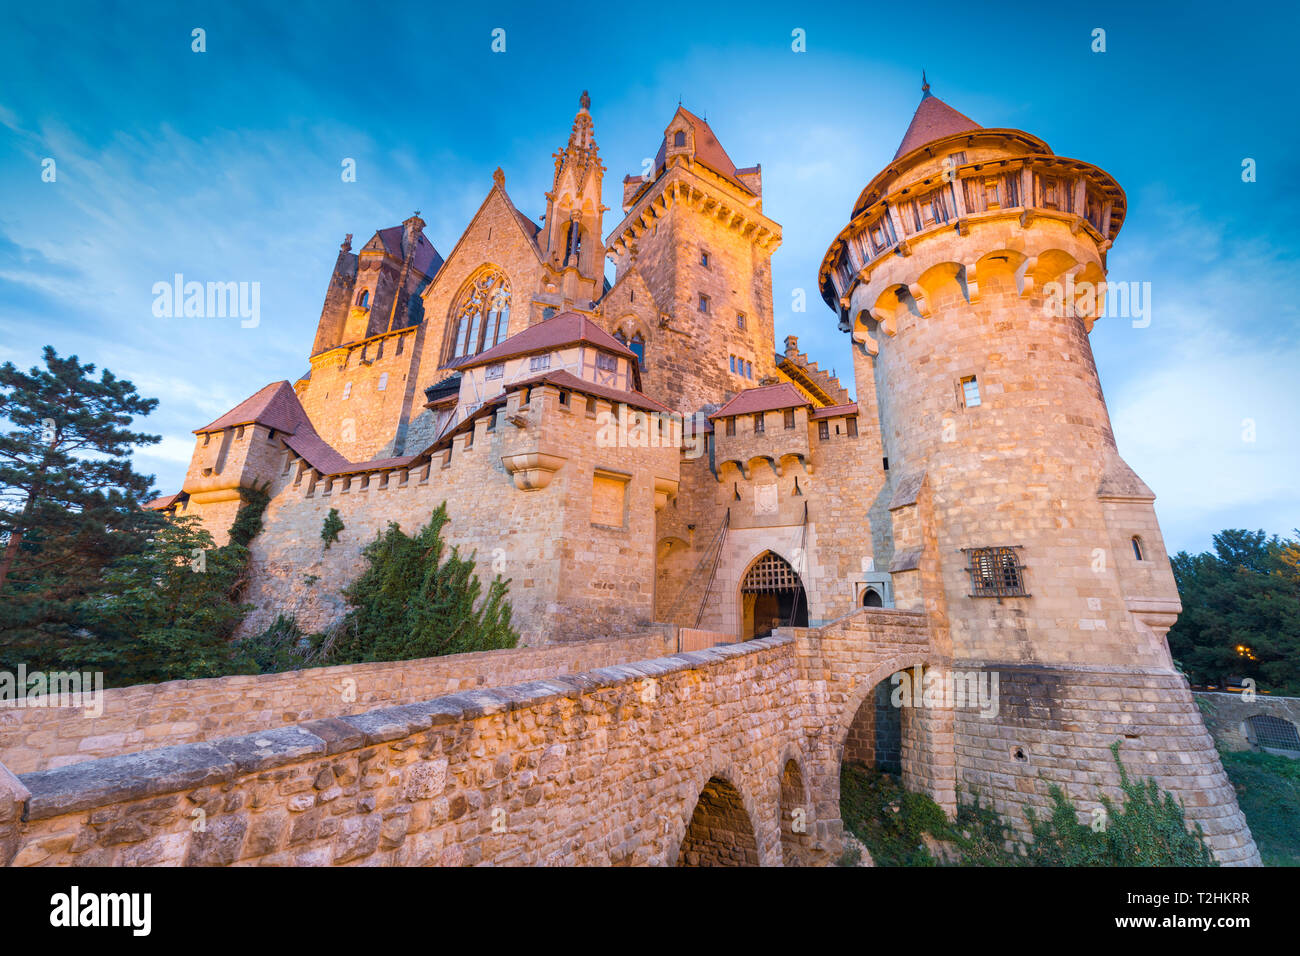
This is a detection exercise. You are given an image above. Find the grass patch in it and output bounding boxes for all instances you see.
[1219,750,1300,866]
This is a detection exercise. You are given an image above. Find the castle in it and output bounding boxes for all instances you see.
[122,86,1258,863]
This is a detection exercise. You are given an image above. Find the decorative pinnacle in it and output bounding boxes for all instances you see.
[579,89,590,110]
[493,166,505,188]
[341,233,353,252]
[921,70,930,95]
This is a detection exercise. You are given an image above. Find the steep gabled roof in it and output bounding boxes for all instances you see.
[653,106,754,195]
[892,89,981,161]
[454,311,635,369]
[195,381,310,434]
[708,383,810,419]
[195,380,415,478]
[372,225,443,276]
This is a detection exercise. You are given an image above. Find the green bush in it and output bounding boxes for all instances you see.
[324,502,518,664]
[841,743,1217,867]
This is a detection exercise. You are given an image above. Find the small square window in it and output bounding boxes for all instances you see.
[485,363,504,380]
[530,354,551,372]
[595,352,617,372]
[699,293,710,313]
[542,306,556,321]
[559,390,570,407]
[960,375,981,408]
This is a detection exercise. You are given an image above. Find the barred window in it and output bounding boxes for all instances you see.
[965,546,1027,597]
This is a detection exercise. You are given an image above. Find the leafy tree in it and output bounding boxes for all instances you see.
[1168,529,1300,695]
[0,346,162,653]
[325,502,518,664]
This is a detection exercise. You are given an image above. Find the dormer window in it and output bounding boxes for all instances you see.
[673,130,686,147]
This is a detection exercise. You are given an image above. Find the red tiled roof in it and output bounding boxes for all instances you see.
[143,492,185,511]
[892,92,981,161]
[709,383,811,419]
[653,107,754,195]
[197,380,414,478]
[454,311,635,369]
[506,369,673,415]
[810,402,859,420]
[196,381,309,434]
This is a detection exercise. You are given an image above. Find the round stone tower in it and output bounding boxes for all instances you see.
[818,80,1259,864]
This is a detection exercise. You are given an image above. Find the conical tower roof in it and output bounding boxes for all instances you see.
[892,76,981,160]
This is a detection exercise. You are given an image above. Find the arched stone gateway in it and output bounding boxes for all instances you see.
[739,550,808,640]
[675,776,760,866]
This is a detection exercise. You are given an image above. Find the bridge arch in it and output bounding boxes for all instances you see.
[674,767,768,867]
[830,652,957,821]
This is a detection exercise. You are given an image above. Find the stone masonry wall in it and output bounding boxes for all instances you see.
[7,637,808,867]
[0,632,673,774]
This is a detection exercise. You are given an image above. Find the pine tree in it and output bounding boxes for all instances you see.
[0,346,162,654]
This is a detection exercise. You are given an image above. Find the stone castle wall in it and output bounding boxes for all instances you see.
[0,631,674,775]
[236,383,675,645]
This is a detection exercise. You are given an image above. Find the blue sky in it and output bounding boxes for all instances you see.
[1,0,1296,555]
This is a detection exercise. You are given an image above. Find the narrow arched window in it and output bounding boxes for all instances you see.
[357,289,369,307]
[448,268,511,362]
[1132,536,1144,561]
[564,223,582,264]
[629,333,645,369]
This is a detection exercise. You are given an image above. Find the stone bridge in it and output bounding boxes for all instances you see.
[1,608,941,866]
[1,606,1253,865]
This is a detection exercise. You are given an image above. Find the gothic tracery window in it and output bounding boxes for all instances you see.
[448,268,511,362]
